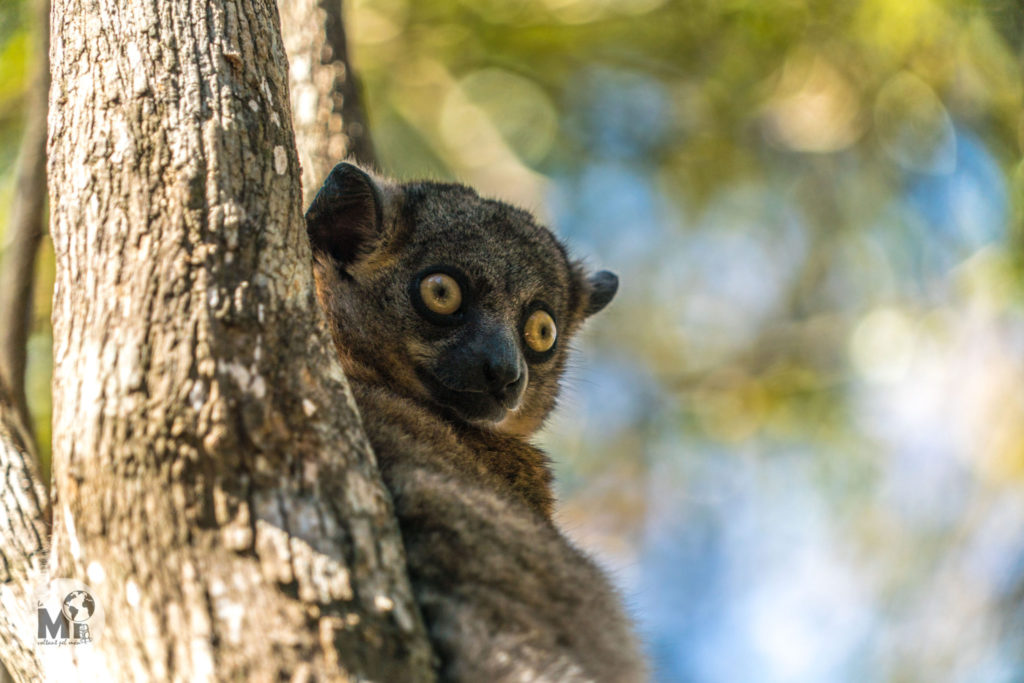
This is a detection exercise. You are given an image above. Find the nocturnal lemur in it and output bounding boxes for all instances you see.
[306,162,646,682]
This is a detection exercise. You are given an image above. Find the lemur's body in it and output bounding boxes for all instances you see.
[307,163,645,682]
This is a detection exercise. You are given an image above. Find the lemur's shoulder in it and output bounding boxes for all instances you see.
[349,379,554,518]
[349,379,645,683]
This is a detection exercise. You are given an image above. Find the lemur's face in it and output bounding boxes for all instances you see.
[306,163,617,435]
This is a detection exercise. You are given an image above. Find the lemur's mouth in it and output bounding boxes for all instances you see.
[415,367,519,424]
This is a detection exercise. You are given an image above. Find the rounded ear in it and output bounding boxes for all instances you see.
[305,162,384,266]
[584,270,618,317]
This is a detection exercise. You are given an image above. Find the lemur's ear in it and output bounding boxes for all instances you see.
[305,162,384,266]
[584,270,618,317]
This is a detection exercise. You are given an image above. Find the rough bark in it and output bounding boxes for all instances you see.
[0,0,435,679]
[0,0,50,439]
[279,0,377,205]
[0,381,47,683]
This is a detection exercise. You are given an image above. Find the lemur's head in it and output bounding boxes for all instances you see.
[306,162,617,436]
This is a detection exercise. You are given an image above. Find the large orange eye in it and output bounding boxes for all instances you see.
[523,309,557,353]
[420,273,462,315]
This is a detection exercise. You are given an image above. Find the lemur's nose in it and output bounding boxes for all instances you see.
[482,354,521,394]
[440,320,526,403]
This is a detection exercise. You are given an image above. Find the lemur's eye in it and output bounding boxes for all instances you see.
[420,273,462,315]
[523,309,557,353]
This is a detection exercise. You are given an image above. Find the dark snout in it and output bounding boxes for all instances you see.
[432,323,527,418]
[479,328,520,390]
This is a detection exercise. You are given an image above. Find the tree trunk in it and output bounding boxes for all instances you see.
[0,0,434,679]
[0,381,47,683]
[279,0,376,206]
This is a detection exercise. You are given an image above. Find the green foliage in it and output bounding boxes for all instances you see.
[351,1,1024,676]
[0,0,29,169]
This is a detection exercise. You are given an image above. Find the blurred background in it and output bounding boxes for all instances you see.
[3,0,1024,679]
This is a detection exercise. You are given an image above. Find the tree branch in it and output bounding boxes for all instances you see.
[280,0,377,205]
[0,380,48,683]
[0,9,51,677]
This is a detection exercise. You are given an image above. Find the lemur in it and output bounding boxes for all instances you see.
[306,162,645,682]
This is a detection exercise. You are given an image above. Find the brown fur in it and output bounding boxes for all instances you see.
[307,163,645,681]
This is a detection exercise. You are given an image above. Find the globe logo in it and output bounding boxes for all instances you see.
[36,580,104,647]
[61,590,96,623]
